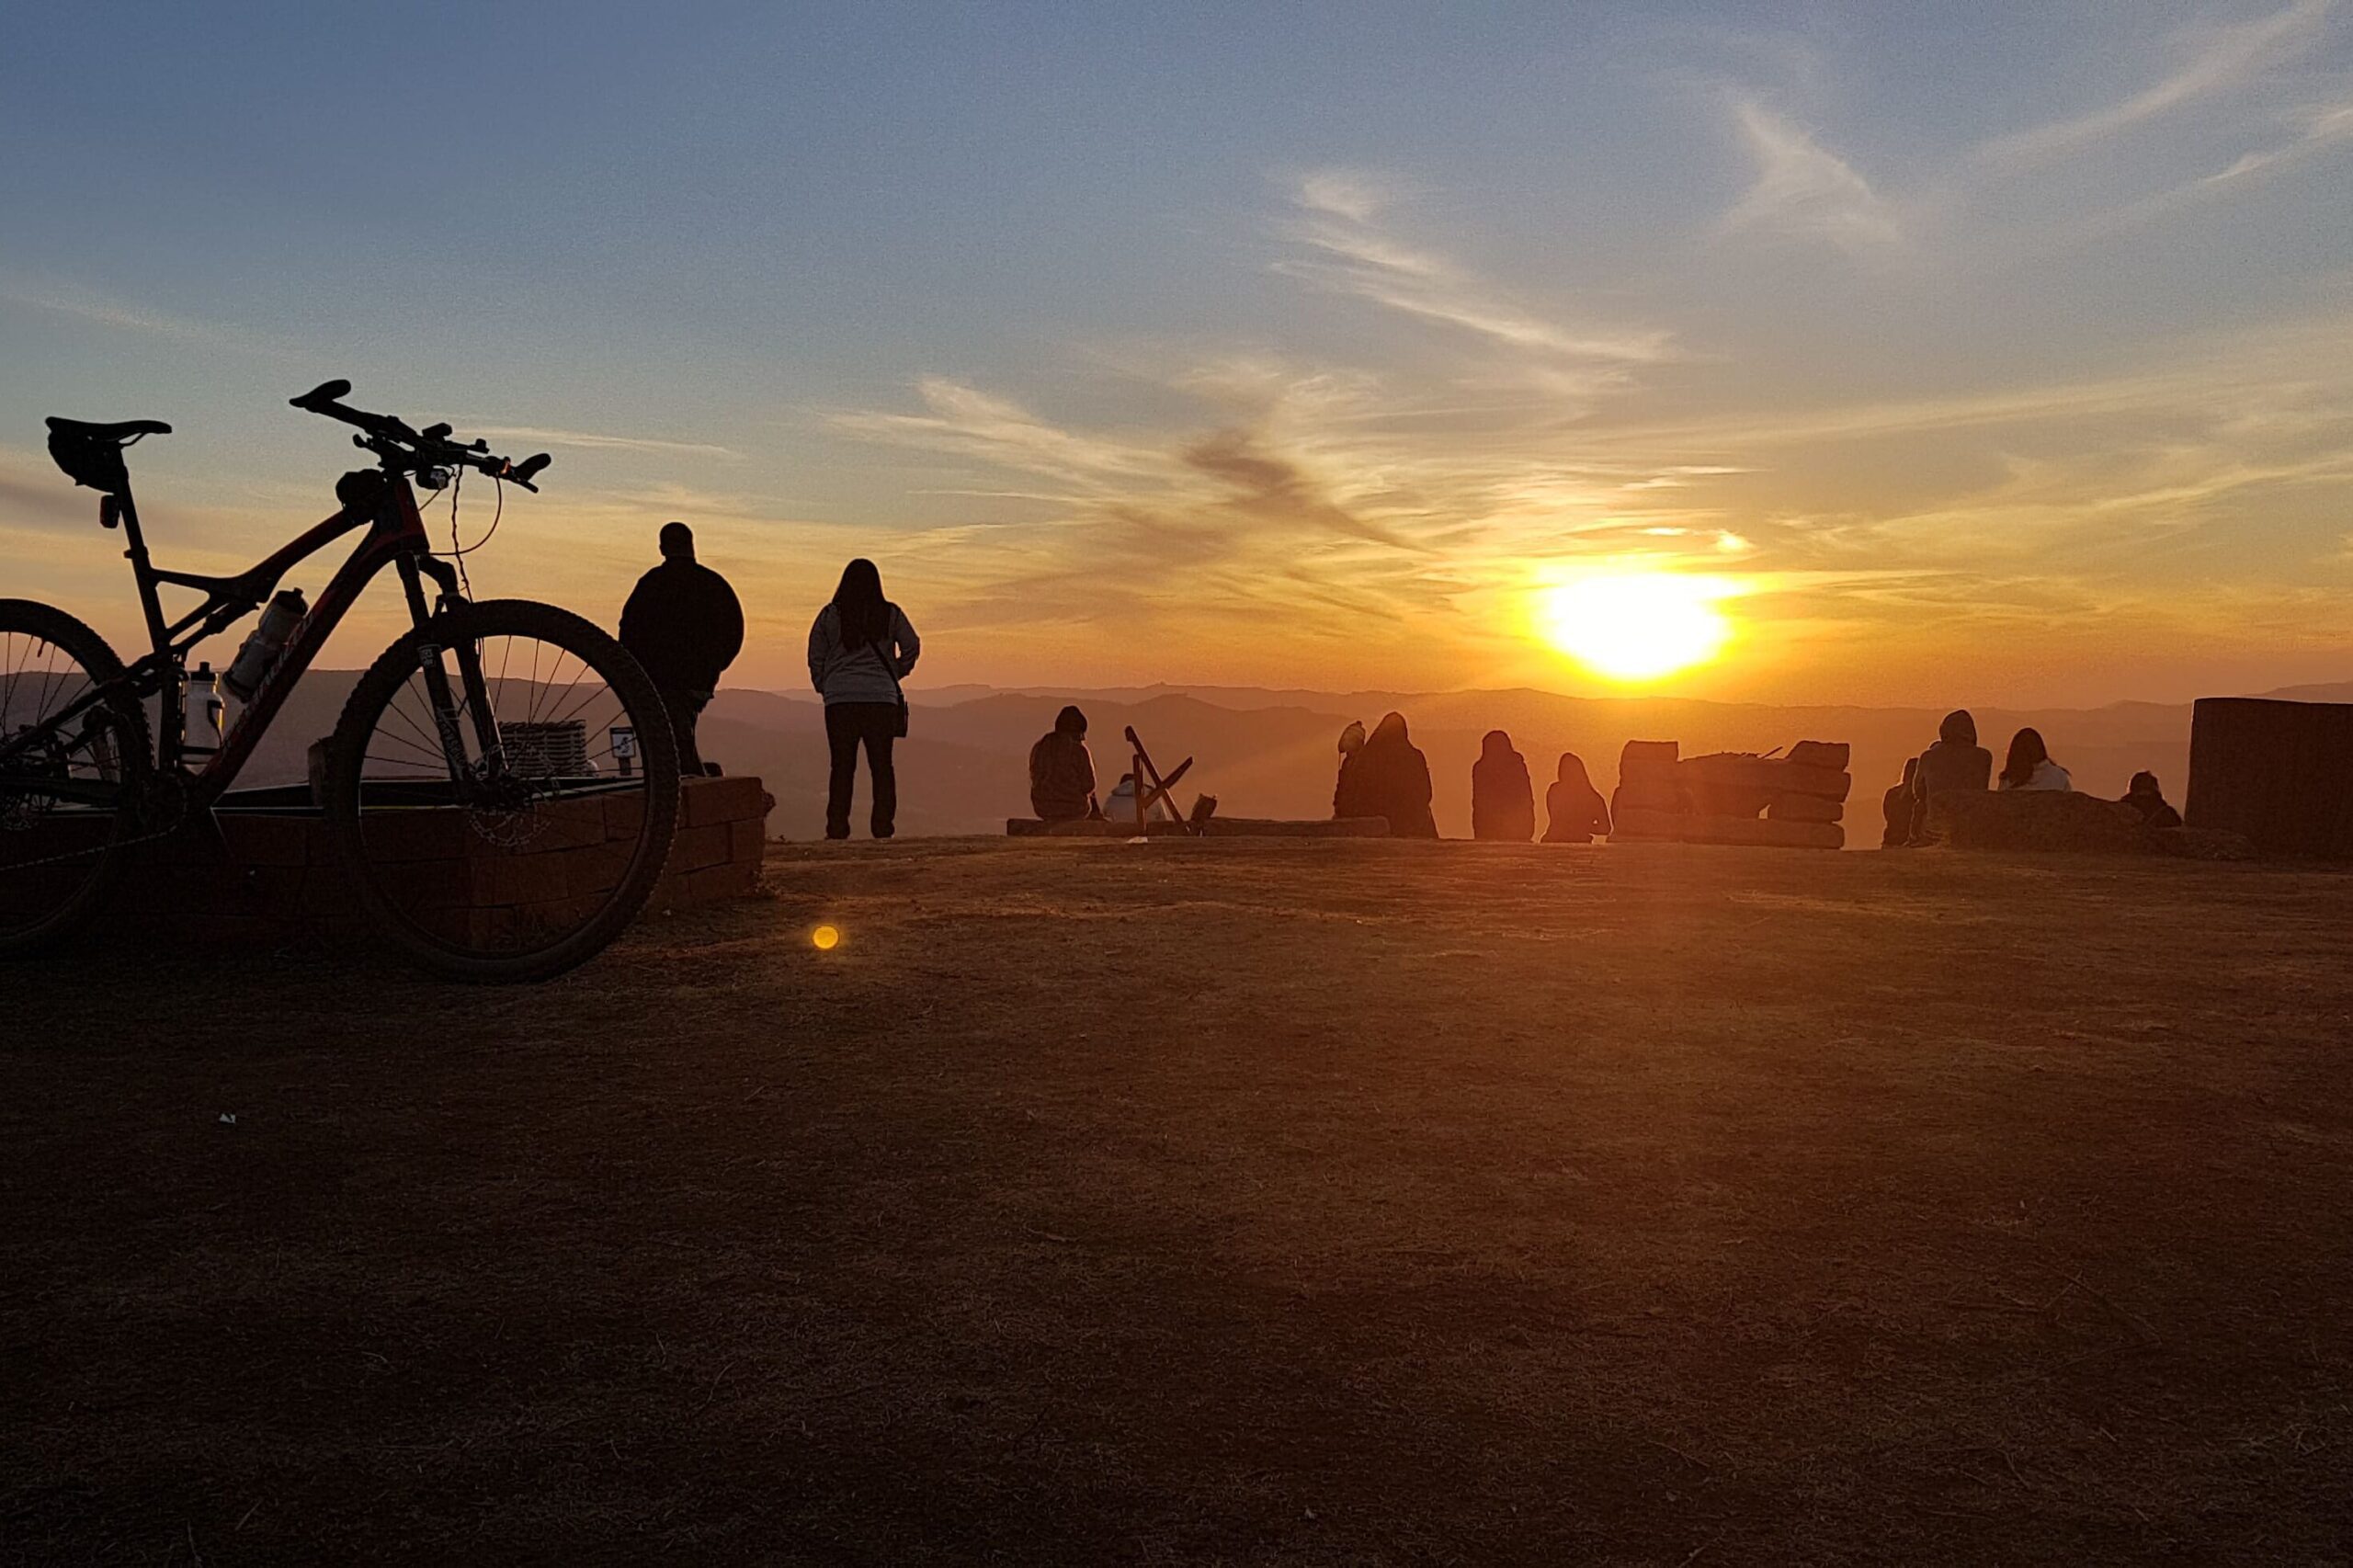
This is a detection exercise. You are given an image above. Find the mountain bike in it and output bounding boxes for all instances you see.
[0,380,680,980]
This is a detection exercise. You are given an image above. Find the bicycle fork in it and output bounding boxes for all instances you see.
[397,555,504,790]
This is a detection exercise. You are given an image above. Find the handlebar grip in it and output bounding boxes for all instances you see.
[512,453,552,484]
[292,378,352,409]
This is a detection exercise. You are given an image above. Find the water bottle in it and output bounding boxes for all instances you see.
[222,588,307,700]
[184,662,225,759]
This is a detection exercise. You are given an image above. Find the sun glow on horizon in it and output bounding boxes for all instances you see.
[1534,572,1742,684]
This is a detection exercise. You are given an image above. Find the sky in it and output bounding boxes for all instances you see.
[5,1,2352,707]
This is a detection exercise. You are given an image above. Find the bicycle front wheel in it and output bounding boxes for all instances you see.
[0,599,152,957]
[324,598,681,981]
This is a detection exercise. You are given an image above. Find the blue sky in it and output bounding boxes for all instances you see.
[6,1,2352,703]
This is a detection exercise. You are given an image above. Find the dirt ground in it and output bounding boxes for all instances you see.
[6,839,2352,1565]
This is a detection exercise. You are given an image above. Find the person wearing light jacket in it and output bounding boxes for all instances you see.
[1998,727,2073,793]
[807,559,920,840]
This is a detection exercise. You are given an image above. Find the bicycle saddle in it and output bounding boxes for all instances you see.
[46,415,172,495]
[45,415,173,442]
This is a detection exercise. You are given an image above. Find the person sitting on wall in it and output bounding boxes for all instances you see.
[1882,756,1919,848]
[1352,711,1438,838]
[1102,770,1175,824]
[1542,751,1611,844]
[1333,720,1369,819]
[2120,769,2183,828]
[1471,729,1535,842]
[1029,705,1098,824]
[619,521,744,776]
[1998,727,2073,792]
[1908,709,1993,844]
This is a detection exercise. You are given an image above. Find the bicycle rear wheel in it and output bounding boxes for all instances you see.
[0,599,152,956]
[324,598,680,981]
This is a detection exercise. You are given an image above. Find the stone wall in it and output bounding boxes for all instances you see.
[107,775,770,946]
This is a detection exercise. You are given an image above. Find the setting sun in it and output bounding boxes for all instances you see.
[1535,574,1738,684]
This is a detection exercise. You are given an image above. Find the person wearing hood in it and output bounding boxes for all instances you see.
[1908,709,1993,843]
[1541,751,1610,844]
[1333,721,1370,819]
[1029,704,1098,824]
[1998,727,2073,792]
[618,522,744,775]
[1471,730,1536,842]
[1352,711,1438,838]
[2120,769,2183,828]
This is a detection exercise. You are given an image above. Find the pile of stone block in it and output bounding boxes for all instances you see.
[1608,740,1849,849]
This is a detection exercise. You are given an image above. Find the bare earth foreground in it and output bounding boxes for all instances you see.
[6,840,2351,1565]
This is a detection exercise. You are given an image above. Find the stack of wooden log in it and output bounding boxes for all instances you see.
[1608,740,1851,849]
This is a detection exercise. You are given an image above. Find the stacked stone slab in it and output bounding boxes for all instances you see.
[1608,740,1849,849]
[97,774,771,948]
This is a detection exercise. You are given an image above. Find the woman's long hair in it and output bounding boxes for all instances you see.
[1556,751,1595,791]
[2001,727,2050,789]
[832,558,891,650]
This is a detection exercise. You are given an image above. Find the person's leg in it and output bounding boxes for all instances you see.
[863,705,898,839]
[824,703,859,840]
[660,687,705,775]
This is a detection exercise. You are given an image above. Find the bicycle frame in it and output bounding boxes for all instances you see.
[18,471,474,807]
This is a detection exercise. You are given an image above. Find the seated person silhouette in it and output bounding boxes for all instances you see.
[2120,770,2183,828]
[619,521,744,776]
[1103,770,1175,824]
[1908,709,1992,843]
[1332,720,1368,819]
[1998,727,2072,792]
[1353,711,1438,838]
[1029,705,1098,823]
[1882,756,1919,847]
[1471,730,1535,842]
[1542,751,1611,843]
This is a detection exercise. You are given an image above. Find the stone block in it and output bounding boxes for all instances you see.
[683,774,767,828]
[1928,790,2151,854]
[1768,794,1844,824]
[2186,697,2353,858]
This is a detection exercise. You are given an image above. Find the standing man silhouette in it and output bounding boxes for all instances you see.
[620,522,744,776]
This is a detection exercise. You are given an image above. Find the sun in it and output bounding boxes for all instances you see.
[1534,573,1738,683]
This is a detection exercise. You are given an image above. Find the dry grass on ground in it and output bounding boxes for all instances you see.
[6,840,2352,1564]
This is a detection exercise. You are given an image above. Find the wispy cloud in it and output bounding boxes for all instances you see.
[0,278,284,356]
[2081,96,2353,231]
[1721,101,1903,250]
[1274,170,1675,367]
[460,425,742,460]
[1974,0,2334,168]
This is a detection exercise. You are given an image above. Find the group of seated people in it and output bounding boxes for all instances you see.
[1333,716,1610,843]
[1881,710,2184,846]
[1026,706,1610,841]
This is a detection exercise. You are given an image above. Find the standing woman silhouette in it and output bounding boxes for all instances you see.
[808,559,920,839]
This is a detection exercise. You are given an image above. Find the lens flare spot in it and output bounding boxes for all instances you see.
[1535,573,1740,683]
[812,925,841,951]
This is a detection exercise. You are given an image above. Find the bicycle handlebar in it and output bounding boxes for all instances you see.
[290,379,550,493]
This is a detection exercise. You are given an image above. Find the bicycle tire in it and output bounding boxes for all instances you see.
[0,598,153,957]
[324,597,681,982]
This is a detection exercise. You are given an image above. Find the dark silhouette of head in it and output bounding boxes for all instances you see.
[1054,704,1087,739]
[1338,721,1367,756]
[2002,727,2051,788]
[1939,710,1977,746]
[833,558,890,649]
[1556,751,1594,790]
[1480,729,1516,761]
[659,521,694,562]
[1900,756,1918,789]
[2128,769,2162,797]
[1371,711,1411,746]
